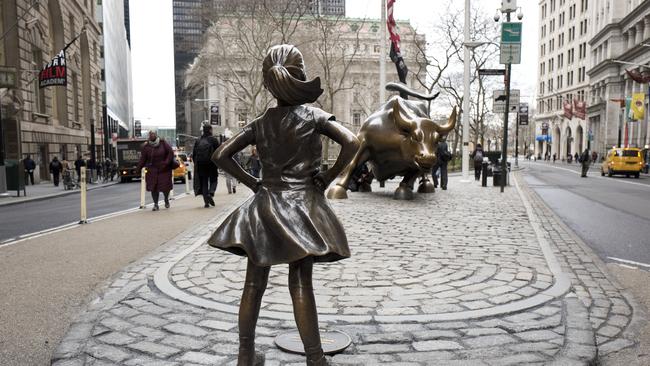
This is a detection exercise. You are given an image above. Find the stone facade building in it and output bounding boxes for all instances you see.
[173,0,346,144]
[185,17,426,161]
[534,0,591,160]
[1,0,103,183]
[587,0,650,153]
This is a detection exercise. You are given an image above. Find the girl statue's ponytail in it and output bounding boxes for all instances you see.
[262,45,323,105]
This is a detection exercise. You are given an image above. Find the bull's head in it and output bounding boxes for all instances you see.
[392,99,457,170]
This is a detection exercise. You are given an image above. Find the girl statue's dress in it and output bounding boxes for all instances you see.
[208,105,350,266]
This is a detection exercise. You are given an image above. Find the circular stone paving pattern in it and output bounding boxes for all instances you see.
[169,181,555,319]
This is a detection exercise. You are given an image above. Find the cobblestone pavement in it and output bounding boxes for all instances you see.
[52,173,642,365]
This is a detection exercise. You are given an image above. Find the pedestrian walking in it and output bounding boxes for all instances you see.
[574,152,579,163]
[246,147,261,178]
[49,156,63,187]
[192,124,220,207]
[552,153,557,163]
[138,130,175,211]
[470,144,484,181]
[23,155,36,185]
[208,45,358,366]
[103,159,112,183]
[74,155,86,183]
[580,149,591,177]
[591,151,598,165]
[567,154,573,163]
[225,152,242,194]
[432,137,451,190]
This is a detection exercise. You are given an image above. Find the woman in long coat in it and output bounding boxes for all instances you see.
[138,131,174,211]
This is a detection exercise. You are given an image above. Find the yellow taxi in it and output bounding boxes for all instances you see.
[172,154,187,183]
[601,147,644,178]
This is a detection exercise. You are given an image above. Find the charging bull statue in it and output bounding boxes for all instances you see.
[327,82,457,200]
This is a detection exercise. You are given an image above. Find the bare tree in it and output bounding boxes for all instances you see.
[188,0,311,119]
[302,14,366,161]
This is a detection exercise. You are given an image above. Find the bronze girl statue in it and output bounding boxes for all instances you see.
[210,45,359,366]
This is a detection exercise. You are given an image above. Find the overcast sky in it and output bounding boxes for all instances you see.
[130,0,538,128]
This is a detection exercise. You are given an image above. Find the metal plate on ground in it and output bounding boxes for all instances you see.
[274,330,352,355]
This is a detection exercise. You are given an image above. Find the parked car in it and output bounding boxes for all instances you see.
[601,147,644,178]
[172,156,187,183]
[176,152,192,180]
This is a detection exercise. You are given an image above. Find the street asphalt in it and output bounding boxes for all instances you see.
[0,180,191,242]
[521,160,650,265]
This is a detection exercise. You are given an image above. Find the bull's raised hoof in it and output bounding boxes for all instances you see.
[326,184,348,199]
[417,179,435,193]
[393,185,415,200]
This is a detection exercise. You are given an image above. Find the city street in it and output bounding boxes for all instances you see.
[0,180,190,243]
[521,160,650,265]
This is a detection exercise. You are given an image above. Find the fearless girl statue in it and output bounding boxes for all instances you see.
[209,44,359,366]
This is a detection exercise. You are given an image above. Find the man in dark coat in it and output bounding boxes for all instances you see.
[470,144,484,181]
[49,156,63,187]
[23,155,36,185]
[193,124,220,207]
[74,155,86,183]
[432,137,451,190]
[580,149,591,177]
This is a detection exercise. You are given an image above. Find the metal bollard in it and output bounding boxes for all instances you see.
[185,170,190,194]
[79,167,88,224]
[139,168,147,209]
[481,160,488,187]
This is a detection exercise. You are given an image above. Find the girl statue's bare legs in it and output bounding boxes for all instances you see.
[289,257,327,366]
[237,260,270,366]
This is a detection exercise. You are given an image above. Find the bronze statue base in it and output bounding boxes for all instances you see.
[275,330,352,355]
[417,178,435,193]
[393,184,415,200]
[326,184,348,199]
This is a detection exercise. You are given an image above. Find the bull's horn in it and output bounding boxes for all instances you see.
[433,106,457,134]
[392,99,417,133]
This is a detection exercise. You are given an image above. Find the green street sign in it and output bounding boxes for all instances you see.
[501,22,523,43]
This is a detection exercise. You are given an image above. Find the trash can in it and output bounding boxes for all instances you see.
[492,166,503,186]
[5,159,25,196]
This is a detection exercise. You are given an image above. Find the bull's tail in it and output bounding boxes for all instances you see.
[386,82,440,101]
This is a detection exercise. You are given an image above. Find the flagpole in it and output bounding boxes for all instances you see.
[380,0,386,105]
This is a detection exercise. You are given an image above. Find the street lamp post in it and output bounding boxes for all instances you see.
[494,3,523,192]
[461,0,471,182]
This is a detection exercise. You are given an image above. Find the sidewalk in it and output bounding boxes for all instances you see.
[52,173,642,365]
[0,179,119,207]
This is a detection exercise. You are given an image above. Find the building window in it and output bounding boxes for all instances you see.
[352,111,362,127]
[32,49,46,114]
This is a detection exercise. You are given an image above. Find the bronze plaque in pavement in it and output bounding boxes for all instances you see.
[274,330,352,355]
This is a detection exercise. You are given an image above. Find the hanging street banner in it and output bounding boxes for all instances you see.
[500,22,522,65]
[563,100,573,119]
[38,30,83,88]
[573,99,587,120]
[631,92,645,121]
[210,103,221,126]
[518,103,529,125]
[39,49,67,88]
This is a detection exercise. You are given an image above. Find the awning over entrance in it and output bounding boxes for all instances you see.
[536,135,552,142]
